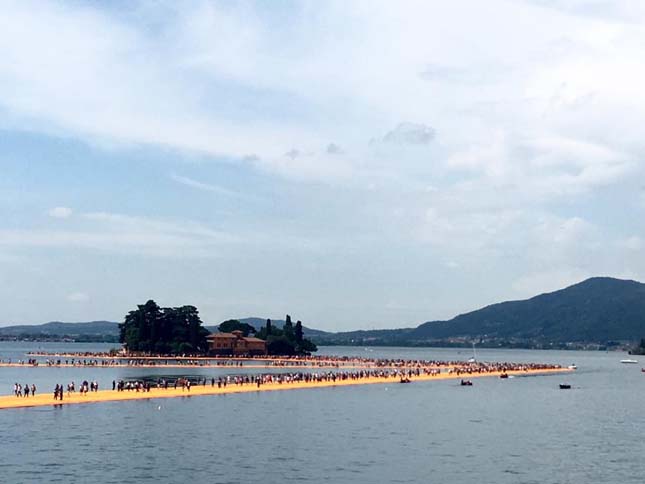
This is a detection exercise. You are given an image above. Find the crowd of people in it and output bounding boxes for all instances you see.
[6,357,564,402]
[447,361,563,376]
[14,352,566,373]
[12,383,36,397]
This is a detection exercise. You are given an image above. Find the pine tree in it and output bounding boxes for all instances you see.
[283,315,294,339]
[295,320,304,344]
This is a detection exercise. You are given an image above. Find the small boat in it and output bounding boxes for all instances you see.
[460,379,473,386]
[641,368,645,373]
[399,377,411,384]
[567,364,577,370]
[620,359,638,364]
[467,342,477,363]
[499,373,509,379]
[559,384,571,390]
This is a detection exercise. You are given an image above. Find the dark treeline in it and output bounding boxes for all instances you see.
[119,300,209,354]
[217,315,318,355]
[218,319,257,336]
[0,334,119,343]
[255,315,317,355]
[629,338,645,355]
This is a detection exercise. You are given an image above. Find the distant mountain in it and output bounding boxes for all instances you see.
[316,277,645,348]
[206,317,330,338]
[0,321,119,342]
[414,277,645,342]
[3,278,643,348]
[1,317,329,343]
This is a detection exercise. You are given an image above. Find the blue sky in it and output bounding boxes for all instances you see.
[1,0,644,329]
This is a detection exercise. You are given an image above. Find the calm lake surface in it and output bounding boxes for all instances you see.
[1,342,644,484]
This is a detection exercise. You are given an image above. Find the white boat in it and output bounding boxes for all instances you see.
[567,364,577,370]
[467,342,477,363]
[620,359,638,364]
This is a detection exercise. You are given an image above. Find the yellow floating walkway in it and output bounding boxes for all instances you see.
[0,363,446,370]
[0,368,570,410]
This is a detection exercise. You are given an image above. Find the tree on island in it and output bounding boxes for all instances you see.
[283,315,294,340]
[119,300,209,354]
[218,319,257,336]
[295,320,303,343]
[255,314,317,355]
[630,338,645,355]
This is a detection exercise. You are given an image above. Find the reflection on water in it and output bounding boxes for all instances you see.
[0,342,644,483]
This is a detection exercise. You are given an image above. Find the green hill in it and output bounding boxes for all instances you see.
[413,277,645,343]
[0,321,119,342]
[315,277,645,348]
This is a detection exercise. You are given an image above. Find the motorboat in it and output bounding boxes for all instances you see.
[559,384,571,390]
[460,379,473,386]
[620,359,638,364]
[499,373,509,379]
[567,364,577,370]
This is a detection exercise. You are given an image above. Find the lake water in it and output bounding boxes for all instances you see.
[0,342,644,484]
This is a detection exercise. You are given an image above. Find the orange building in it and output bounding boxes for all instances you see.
[207,330,267,355]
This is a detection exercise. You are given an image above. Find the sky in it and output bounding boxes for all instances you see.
[1,0,644,330]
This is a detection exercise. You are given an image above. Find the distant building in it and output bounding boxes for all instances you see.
[206,330,267,355]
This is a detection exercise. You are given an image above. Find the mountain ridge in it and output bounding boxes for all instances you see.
[318,277,645,347]
[2,277,644,347]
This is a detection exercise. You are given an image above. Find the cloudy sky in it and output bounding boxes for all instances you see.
[1,0,644,330]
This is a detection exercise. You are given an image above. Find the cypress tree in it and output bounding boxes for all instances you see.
[283,315,294,339]
[295,320,304,343]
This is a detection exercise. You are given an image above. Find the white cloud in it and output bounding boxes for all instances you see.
[0,211,239,258]
[0,209,333,259]
[0,1,321,166]
[447,132,633,199]
[170,174,240,198]
[1,0,644,189]
[47,206,73,218]
[619,236,642,250]
[67,292,89,302]
[512,269,592,297]
[372,123,436,146]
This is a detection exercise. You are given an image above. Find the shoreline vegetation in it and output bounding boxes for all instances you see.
[118,301,317,356]
[628,339,645,355]
[0,360,571,410]
[0,335,635,352]
[2,277,644,351]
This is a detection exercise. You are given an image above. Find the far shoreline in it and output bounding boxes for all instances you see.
[0,339,631,352]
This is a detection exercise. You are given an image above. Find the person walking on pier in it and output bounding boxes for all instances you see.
[31,384,36,397]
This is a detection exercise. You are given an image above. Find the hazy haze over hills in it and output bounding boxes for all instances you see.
[2,278,644,347]
[317,277,645,346]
